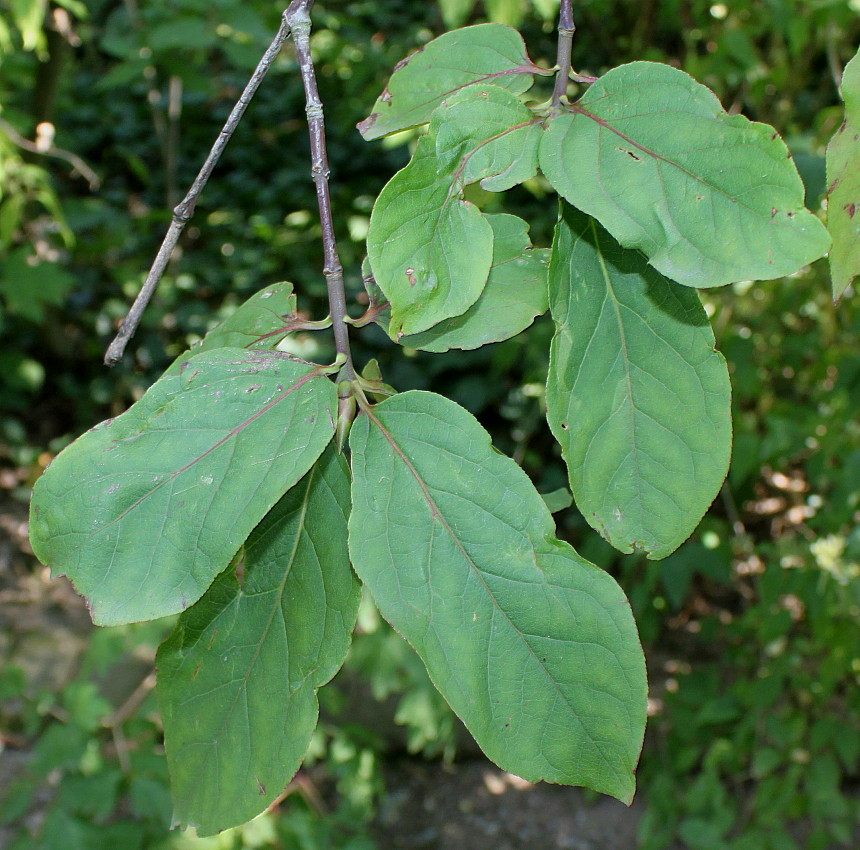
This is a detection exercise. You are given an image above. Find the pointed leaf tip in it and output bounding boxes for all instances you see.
[349,391,646,801]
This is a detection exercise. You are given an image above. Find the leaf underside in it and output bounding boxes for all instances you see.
[157,445,359,836]
[29,348,337,625]
[826,46,860,299]
[546,203,732,559]
[540,61,830,288]
[348,391,647,804]
[358,23,539,141]
[168,281,299,374]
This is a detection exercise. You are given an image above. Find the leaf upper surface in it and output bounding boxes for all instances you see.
[539,61,831,288]
[168,282,299,374]
[399,214,549,352]
[29,348,337,625]
[367,136,494,337]
[157,446,358,835]
[348,391,647,803]
[430,85,542,192]
[358,23,540,141]
[546,203,732,559]
[826,46,860,299]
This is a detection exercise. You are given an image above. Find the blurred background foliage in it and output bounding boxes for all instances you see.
[0,1,858,848]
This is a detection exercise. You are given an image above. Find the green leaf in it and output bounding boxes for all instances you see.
[826,47,860,299]
[368,89,542,339]
[358,23,542,141]
[399,214,548,352]
[546,203,732,559]
[367,136,494,337]
[485,0,525,28]
[349,391,647,803]
[430,84,542,192]
[0,249,75,322]
[168,281,299,374]
[539,61,831,288]
[157,445,359,835]
[29,349,337,625]
[438,0,476,28]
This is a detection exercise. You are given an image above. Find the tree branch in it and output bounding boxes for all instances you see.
[0,117,100,189]
[285,0,355,381]
[551,0,576,108]
[104,15,293,365]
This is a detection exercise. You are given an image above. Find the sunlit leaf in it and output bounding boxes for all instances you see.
[349,391,647,803]
[29,349,337,625]
[539,61,830,288]
[826,46,860,300]
[358,23,542,141]
[431,84,542,192]
[438,0,476,28]
[546,203,732,559]
[158,446,358,835]
[367,136,494,337]
[400,214,548,351]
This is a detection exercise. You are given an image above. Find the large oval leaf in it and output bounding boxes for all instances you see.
[157,445,359,835]
[29,349,337,625]
[546,202,732,559]
[367,136,494,337]
[399,213,549,352]
[826,46,860,300]
[358,23,541,141]
[348,391,647,803]
[539,61,830,287]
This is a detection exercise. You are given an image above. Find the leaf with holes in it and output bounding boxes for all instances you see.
[349,391,647,803]
[169,282,299,373]
[826,46,860,300]
[400,214,549,352]
[539,61,830,287]
[358,23,543,141]
[546,202,732,559]
[29,348,337,625]
[157,445,358,835]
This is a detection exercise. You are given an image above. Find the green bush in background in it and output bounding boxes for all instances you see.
[1,1,858,848]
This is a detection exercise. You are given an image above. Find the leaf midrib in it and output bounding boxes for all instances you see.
[363,404,583,725]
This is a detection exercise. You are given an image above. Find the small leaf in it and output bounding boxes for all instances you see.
[29,349,337,625]
[485,0,525,27]
[349,391,647,803]
[358,23,542,141]
[546,203,732,559]
[367,136,494,337]
[169,282,299,373]
[157,445,359,836]
[539,61,831,287]
[826,47,860,300]
[360,256,391,329]
[540,486,572,513]
[431,84,542,192]
[438,0,477,28]
[399,214,548,352]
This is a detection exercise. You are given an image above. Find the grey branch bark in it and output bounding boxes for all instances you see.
[105,14,293,365]
[286,0,355,381]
